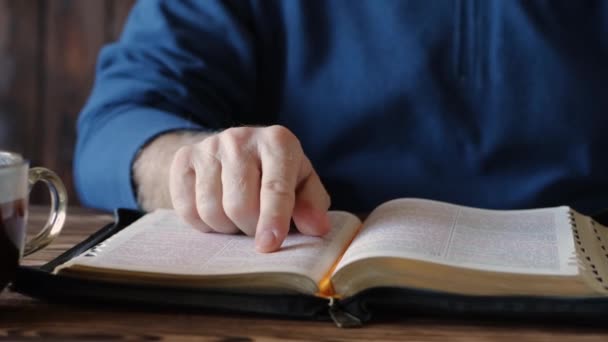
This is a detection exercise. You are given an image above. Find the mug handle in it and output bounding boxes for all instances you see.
[23,167,67,256]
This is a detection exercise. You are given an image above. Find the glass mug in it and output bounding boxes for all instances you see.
[0,151,67,291]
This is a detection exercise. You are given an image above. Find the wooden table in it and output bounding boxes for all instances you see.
[1,206,607,341]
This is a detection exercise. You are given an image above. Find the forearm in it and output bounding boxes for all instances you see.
[75,1,255,210]
[133,130,214,211]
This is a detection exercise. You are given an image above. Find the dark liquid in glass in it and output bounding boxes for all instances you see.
[0,198,26,290]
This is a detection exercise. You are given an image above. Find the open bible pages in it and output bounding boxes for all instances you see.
[55,209,361,285]
[333,199,578,276]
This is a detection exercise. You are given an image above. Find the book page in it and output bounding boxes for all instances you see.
[334,198,578,275]
[61,209,361,283]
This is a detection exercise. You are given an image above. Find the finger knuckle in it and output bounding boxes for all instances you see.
[197,135,220,154]
[222,126,255,140]
[224,200,258,224]
[263,179,295,200]
[194,139,225,165]
[265,125,298,146]
[196,200,221,223]
[173,145,193,166]
[221,135,253,160]
[174,204,211,232]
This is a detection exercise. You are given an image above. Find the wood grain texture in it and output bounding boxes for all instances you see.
[0,0,41,161]
[109,0,136,40]
[0,0,136,206]
[40,0,108,205]
[0,206,607,341]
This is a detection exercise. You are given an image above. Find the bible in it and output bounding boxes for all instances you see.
[13,198,608,326]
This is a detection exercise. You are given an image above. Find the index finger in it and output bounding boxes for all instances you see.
[255,133,303,253]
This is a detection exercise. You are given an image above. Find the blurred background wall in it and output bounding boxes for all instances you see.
[0,0,135,205]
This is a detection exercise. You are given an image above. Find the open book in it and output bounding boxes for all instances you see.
[53,198,608,301]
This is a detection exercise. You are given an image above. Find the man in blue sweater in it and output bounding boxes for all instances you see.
[75,1,608,252]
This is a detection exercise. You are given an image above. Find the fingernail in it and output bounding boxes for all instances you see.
[256,230,277,252]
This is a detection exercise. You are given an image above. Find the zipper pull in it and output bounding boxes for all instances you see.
[328,297,362,328]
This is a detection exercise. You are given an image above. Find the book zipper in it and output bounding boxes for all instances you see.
[328,297,362,328]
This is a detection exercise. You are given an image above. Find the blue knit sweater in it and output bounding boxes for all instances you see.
[75,0,608,214]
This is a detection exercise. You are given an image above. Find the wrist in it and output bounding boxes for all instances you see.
[133,130,212,211]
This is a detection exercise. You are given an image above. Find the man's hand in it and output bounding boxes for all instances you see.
[168,125,331,252]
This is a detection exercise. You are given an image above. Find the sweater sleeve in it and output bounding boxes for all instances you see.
[74,0,256,211]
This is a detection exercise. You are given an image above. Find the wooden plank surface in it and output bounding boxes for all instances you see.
[40,0,109,205]
[0,0,136,206]
[0,0,42,160]
[0,206,607,341]
[109,0,136,40]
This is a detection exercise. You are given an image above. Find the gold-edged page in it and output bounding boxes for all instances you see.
[333,198,578,277]
[55,209,361,292]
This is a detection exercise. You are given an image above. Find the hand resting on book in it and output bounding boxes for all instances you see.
[134,125,331,253]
